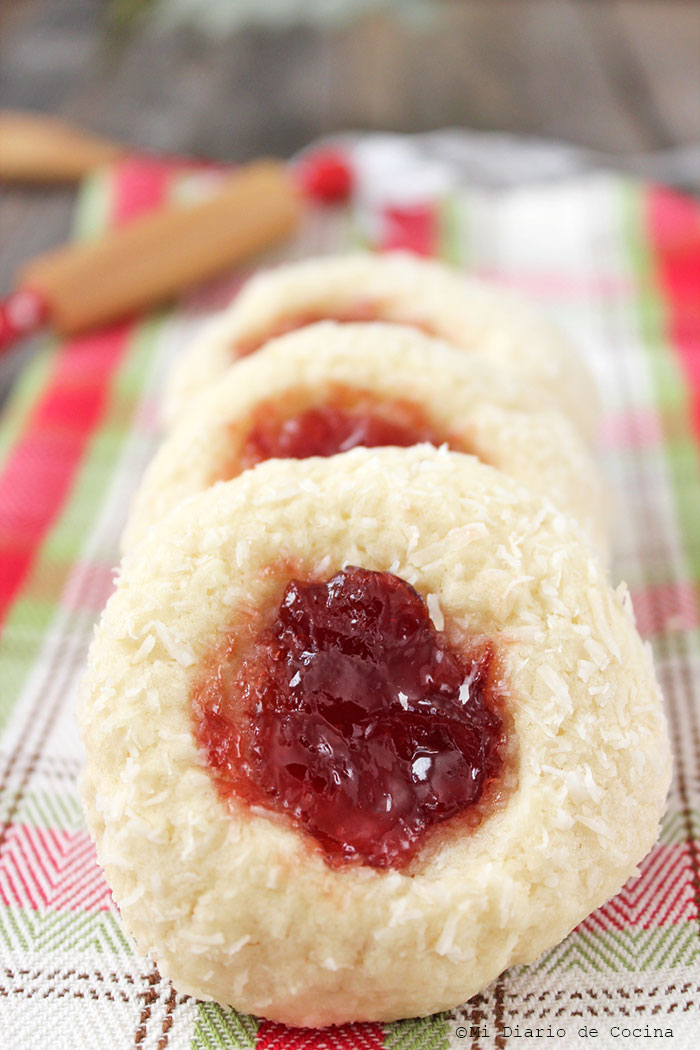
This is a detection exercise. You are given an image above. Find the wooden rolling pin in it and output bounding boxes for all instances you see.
[0,110,126,182]
[0,110,353,353]
[0,160,301,351]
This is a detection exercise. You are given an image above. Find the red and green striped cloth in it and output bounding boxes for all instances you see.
[1,140,699,1050]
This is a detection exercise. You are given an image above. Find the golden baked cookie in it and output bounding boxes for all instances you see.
[126,322,607,555]
[161,252,600,440]
[79,447,670,1027]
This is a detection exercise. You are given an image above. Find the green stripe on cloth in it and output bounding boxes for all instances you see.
[0,905,134,954]
[522,924,700,974]
[192,1004,259,1049]
[0,786,83,831]
[0,344,56,471]
[436,194,464,268]
[660,805,700,844]
[73,166,113,242]
[385,1013,452,1050]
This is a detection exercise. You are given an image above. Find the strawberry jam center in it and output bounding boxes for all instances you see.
[239,404,441,465]
[194,567,505,869]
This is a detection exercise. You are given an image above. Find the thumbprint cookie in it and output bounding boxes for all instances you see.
[161,252,599,441]
[79,448,669,1026]
[127,322,607,555]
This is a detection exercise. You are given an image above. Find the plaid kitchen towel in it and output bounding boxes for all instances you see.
[0,135,699,1050]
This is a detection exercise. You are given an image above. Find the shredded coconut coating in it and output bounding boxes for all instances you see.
[125,323,608,557]
[78,448,670,1026]
[161,252,600,441]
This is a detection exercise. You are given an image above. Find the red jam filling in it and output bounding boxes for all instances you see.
[239,403,442,467]
[194,567,505,869]
[234,305,438,358]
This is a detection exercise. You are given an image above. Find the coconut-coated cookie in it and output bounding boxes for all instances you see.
[125,322,608,555]
[161,252,600,440]
[79,447,670,1027]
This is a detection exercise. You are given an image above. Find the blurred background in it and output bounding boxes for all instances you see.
[1,0,698,290]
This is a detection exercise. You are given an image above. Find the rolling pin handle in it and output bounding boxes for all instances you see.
[0,288,49,355]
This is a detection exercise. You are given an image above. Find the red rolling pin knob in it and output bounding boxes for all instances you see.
[0,288,49,353]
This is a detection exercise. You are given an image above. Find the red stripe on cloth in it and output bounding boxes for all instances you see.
[598,407,663,451]
[629,580,700,637]
[580,842,698,932]
[0,824,114,912]
[474,269,634,300]
[647,186,700,436]
[257,1021,384,1049]
[61,560,116,614]
[111,157,173,226]
[0,327,129,628]
[379,204,437,257]
[0,160,173,634]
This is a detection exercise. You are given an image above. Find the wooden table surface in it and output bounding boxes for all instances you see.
[0,0,698,395]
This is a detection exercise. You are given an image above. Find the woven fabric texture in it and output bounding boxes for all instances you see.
[0,136,699,1049]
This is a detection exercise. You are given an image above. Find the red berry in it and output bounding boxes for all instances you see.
[295,149,354,204]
